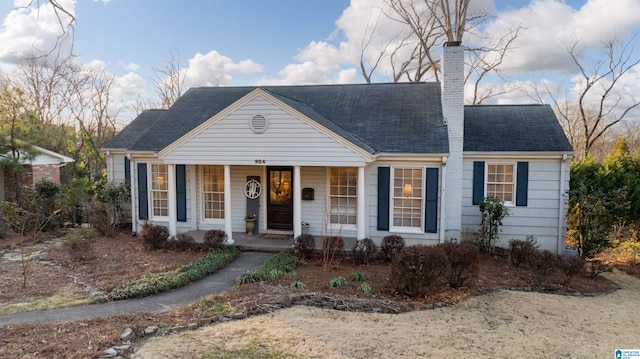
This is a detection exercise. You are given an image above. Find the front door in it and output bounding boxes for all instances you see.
[267,167,293,230]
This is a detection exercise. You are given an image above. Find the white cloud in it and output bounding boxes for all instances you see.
[0,0,75,72]
[119,61,140,72]
[181,50,262,87]
[486,0,640,74]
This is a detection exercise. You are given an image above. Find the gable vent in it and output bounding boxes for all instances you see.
[249,114,268,133]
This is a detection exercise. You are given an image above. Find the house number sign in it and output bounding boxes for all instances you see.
[244,179,262,199]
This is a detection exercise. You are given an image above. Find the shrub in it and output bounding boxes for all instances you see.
[89,179,130,236]
[34,179,62,231]
[237,249,296,285]
[390,245,450,298]
[141,224,169,250]
[203,230,226,249]
[607,233,640,264]
[166,233,200,252]
[529,250,560,277]
[108,246,239,300]
[351,271,366,282]
[293,234,315,262]
[509,239,537,267]
[291,280,308,289]
[438,241,479,288]
[477,197,510,254]
[559,255,586,279]
[329,276,348,288]
[380,235,405,262]
[352,237,378,265]
[322,236,345,270]
[359,283,373,295]
[65,228,96,262]
[588,260,613,279]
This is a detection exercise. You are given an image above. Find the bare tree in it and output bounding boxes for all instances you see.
[539,37,640,158]
[152,49,186,109]
[66,64,119,175]
[359,0,521,103]
[464,26,522,104]
[18,1,75,56]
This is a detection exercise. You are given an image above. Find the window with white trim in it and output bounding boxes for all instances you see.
[201,165,225,219]
[486,163,515,204]
[392,167,423,229]
[151,164,168,217]
[329,167,357,225]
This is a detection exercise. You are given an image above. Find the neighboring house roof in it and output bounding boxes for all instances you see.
[30,145,75,165]
[105,83,572,155]
[464,105,573,152]
[105,83,449,155]
[1,143,74,165]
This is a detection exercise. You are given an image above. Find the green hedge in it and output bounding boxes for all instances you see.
[108,246,240,301]
[236,249,296,285]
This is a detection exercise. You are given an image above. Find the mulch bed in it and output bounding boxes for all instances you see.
[0,229,623,358]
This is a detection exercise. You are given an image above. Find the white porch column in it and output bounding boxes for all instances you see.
[293,166,302,237]
[224,165,234,244]
[167,164,177,237]
[357,166,366,240]
[189,166,198,231]
[128,154,136,234]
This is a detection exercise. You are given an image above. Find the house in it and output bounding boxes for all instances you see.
[1,144,74,203]
[103,43,573,253]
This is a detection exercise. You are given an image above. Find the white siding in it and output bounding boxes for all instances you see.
[366,162,441,247]
[462,159,567,252]
[162,96,368,167]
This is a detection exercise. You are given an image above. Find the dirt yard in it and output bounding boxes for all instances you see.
[132,269,640,359]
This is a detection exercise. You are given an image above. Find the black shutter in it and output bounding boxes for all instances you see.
[137,163,148,220]
[425,168,439,233]
[124,157,130,183]
[377,167,390,231]
[472,161,485,205]
[516,162,529,207]
[176,165,187,222]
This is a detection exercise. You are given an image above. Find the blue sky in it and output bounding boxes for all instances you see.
[0,0,638,124]
[73,1,351,84]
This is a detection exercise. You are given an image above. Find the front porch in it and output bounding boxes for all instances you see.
[185,230,357,253]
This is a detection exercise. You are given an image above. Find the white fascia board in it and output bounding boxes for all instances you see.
[374,153,449,163]
[31,145,74,163]
[463,151,574,161]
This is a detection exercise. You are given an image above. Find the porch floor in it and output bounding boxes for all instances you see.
[184,231,357,253]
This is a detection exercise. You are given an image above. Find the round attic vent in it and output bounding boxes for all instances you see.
[249,114,268,133]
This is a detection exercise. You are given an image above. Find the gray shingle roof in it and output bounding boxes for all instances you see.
[105,83,572,155]
[105,109,166,150]
[105,83,448,154]
[464,105,573,152]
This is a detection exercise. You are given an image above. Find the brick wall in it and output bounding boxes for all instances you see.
[32,164,61,184]
[3,164,61,205]
[4,165,34,205]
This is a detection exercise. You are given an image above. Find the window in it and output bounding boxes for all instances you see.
[486,163,515,204]
[202,165,225,219]
[329,167,357,225]
[392,167,423,229]
[151,164,168,217]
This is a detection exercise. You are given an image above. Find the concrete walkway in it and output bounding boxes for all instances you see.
[0,251,273,326]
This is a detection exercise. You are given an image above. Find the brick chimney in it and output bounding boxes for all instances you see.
[441,41,464,242]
